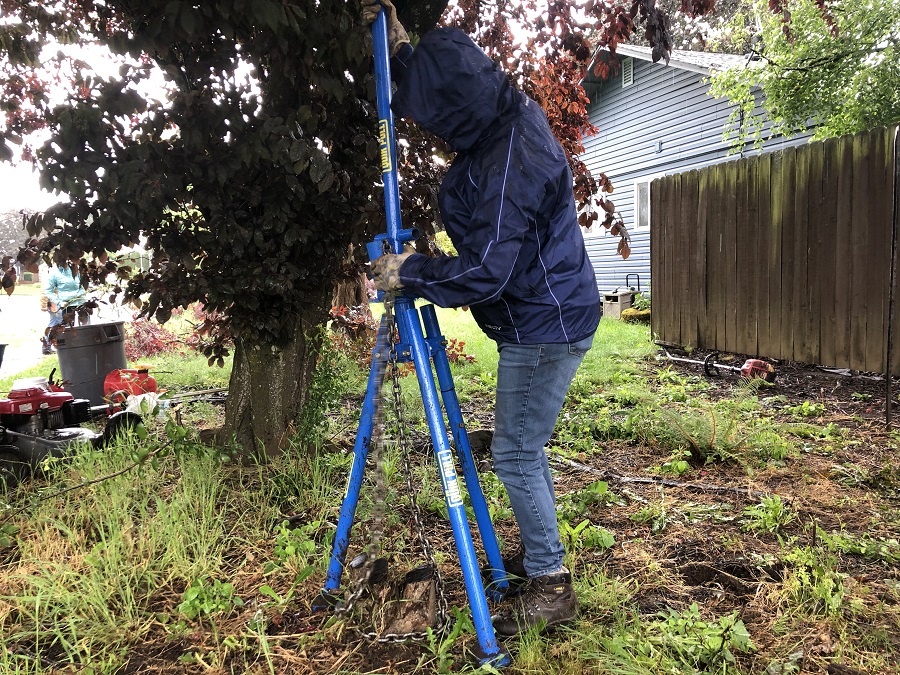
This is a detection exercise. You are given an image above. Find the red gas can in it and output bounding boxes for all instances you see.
[104,368,158,404]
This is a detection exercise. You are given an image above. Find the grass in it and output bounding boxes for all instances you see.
[0,355,59,393]
[0,308,898,674]
[5,282,43,296]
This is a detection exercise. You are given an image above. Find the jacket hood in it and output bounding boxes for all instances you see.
[392,28,520,152]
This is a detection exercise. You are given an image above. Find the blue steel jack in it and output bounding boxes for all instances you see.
[316,8,511,668]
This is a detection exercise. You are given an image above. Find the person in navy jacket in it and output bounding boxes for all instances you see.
[364,0,601,637]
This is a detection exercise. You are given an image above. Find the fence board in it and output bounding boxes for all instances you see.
[736,155,759,355]
[650,179,662,337]
[806,140,825,365]
[833,134,854,368]
[779,147,797,360]
[664,175,679,341]
[767,151,784,360]
[723,161,739,352]
[756,154,774,358]
[696,168,711,347]
[709,164,727,349]
[868,128,893,372]
[819,137,840,368]
[679,170,700,348]
[891,129,900,376]
[792,145,813,363]
[850,133,872,369]
[653,175,674,340]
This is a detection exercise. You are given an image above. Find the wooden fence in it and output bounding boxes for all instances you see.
[651,125,900,374]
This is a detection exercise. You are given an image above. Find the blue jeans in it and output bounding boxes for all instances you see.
[491,334,593,578]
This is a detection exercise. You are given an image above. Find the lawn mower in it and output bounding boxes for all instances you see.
[0,370,141,490]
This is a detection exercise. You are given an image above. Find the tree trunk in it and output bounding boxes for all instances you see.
[331,269,369,309]
[223,304,324,458]
[331,245,376,343]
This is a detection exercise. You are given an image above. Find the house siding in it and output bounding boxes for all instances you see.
[580,57,811,297]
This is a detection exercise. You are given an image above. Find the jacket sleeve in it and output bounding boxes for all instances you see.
[398,127,539,308]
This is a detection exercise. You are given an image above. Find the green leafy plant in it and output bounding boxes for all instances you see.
[177,577,244,622]
[820,530,900,564]
[657,455,691,476]
[559,518,615,553]
[258,565,316,607]
[786,400,826,418]
[559,480,622,520]
[630,502,670,534]
[777,546,845,615]
[264,520,327,573]
[645,603,755,670]
[742,495,795,533]
[475,471,513,522]
[749,428,797,463]
[631,291,651,311]
[417,607,475,674]
[653,404,748,465]
[0,523,18,549]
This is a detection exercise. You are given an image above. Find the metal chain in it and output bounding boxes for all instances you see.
[378,328,452,643]
[334,294,451,643]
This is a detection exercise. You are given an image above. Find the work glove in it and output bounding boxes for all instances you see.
[361,0,410,56]
[371,248,414,293]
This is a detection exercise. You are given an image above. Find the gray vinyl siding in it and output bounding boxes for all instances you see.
[579,57,811,297]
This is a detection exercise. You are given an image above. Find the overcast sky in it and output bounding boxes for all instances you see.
[0,162,57,213]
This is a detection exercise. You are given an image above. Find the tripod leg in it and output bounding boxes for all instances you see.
[395,299,509,667]
[420,305,508,600]
[317,317,391,605]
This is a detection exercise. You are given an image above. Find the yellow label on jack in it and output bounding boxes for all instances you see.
[379,119,392,173]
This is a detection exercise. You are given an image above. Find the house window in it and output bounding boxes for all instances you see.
[633,174,663,231]
[622,57,634,88]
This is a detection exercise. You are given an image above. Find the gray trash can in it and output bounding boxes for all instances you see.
[56,322,127,405]
[0,343,6,372]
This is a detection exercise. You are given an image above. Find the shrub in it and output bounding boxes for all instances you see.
[125,318,182,361]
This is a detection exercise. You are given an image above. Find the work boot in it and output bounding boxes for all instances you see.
[482,548,528,594]
[491,570,578,637]
[40,337,52,355]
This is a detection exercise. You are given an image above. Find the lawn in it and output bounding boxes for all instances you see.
[0,309,898,674]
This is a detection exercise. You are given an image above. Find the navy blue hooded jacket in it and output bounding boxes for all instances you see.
[391,28,601,345]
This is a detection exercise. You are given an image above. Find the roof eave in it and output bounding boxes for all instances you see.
[614,44,711,75]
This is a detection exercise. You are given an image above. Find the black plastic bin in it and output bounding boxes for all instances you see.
[56,322,127,405]
[0,343,6,373]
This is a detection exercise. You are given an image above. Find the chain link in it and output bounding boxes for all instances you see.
[334,294,451,643]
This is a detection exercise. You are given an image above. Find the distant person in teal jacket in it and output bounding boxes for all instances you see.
[41,260,91,354]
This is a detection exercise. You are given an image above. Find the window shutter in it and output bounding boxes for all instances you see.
[622,57,634,88]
